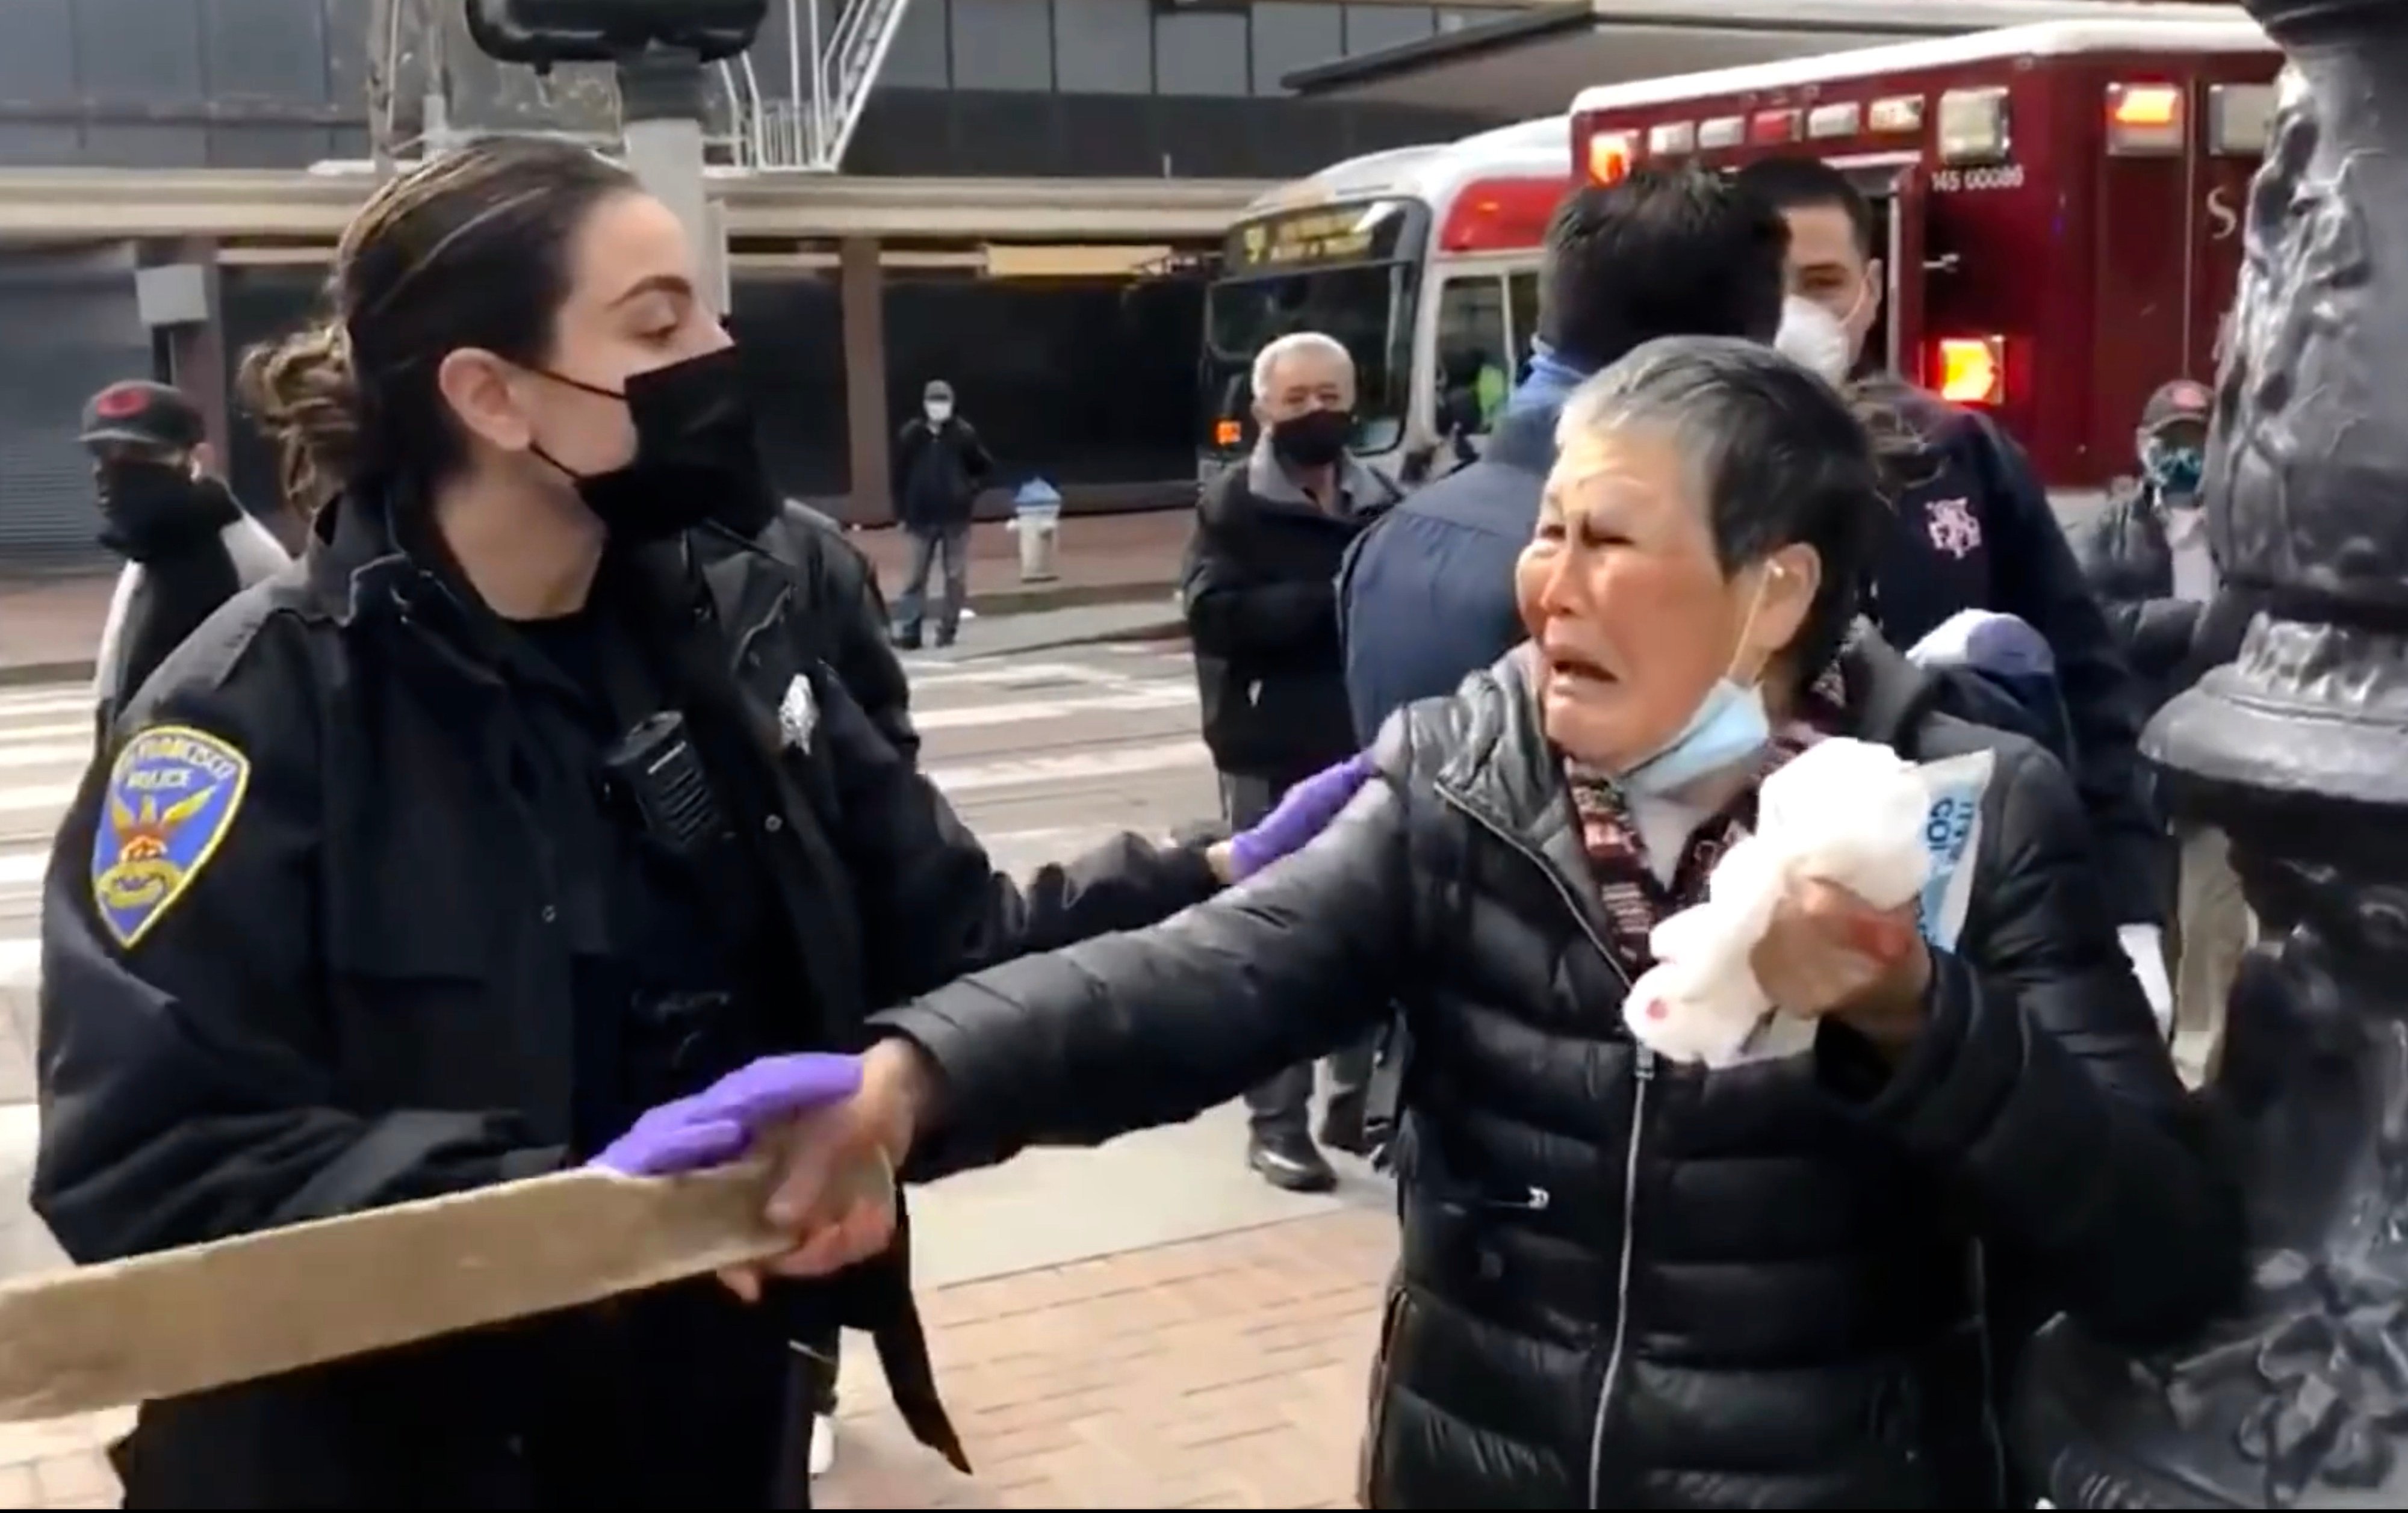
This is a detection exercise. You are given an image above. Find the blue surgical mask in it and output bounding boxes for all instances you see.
[1614,572,1778,797]
[1618,678,1773,797]
[2143,439,2203,497]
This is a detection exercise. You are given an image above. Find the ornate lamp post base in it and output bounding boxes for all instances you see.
[2016,3,2408,1507]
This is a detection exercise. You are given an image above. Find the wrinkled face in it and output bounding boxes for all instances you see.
[1780,203,1883,368]
[438,189,731,486]
[1516,426,1815,769]
[1253,344,1356,431]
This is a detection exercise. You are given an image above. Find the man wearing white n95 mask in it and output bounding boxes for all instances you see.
[1736,155,2171,1030]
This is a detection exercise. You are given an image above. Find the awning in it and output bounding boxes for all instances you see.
[1281,0,2249,113]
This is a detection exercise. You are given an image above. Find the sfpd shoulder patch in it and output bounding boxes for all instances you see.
[90,725,251,950]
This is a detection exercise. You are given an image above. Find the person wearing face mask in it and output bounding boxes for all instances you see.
[717,338,2238,1511]
[888,379,992,649]
[1181,329,1397,1190]
[2076,379,2248,1083]
[1736,155,2168,1023]
[79,380,291,738]
[30,138,1370,1509]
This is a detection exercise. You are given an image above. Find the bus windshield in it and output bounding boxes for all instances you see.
[1198,197,1432,468]
[1200,261,1417,460]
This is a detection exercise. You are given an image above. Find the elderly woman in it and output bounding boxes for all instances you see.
[733,336,2241,1508]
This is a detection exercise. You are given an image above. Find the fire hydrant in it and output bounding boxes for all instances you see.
[1011,478,1062,584]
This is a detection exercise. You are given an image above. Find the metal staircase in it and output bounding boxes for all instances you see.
[744,0,920,171]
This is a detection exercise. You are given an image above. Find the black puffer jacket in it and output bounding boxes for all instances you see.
[878,640,2240,1509]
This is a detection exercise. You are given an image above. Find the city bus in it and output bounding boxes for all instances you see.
[1569,15,2282,496]
[1197,116,1571,480]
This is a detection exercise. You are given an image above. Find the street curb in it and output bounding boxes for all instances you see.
[964,580,1175,616]
[955,617,1187,661]
[0,661,90,690]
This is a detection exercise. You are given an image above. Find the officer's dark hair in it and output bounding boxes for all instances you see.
[1558,334,1894,682]
[237,137,640,512]
[1731,155,1877,261]
[1536,166,1789,371]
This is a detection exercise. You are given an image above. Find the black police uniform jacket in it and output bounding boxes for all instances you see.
[872,641,2241,1509]
[33,490,1223,1506]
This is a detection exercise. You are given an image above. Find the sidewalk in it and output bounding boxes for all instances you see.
[824,1210,1391,1509]
[0,510,1195,685]
[0,1208,1392,1509]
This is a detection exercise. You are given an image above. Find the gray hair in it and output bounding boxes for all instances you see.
[1553,334,1883,679]
[1252,331,1354,401]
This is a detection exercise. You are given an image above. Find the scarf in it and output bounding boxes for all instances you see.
[1566,639,1856,976]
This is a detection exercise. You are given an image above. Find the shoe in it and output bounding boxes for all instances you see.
[891,628,922,651]
[1320,1095,1373,1158]
[933,629,957,649]
[809,1413,837,1478]
[1248,1129,1338,1193]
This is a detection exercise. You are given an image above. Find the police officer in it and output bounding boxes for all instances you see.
[34,137,1362,1509]
[79,379,290,735]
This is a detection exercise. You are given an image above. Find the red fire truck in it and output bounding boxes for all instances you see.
[1569,16,2282,496]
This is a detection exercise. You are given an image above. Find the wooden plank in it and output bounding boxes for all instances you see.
[0,1161,805,1421]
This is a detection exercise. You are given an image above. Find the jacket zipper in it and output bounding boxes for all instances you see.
[1435,785,1652,1510]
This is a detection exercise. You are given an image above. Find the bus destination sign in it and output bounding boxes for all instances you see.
[1224,200,1412,273]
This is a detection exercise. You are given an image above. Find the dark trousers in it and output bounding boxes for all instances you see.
[893,523,969,640]
[1221,770,1378,1137]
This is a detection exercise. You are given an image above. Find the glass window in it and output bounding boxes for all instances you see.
[1507,268,1540,376]
[1342,4,1433,54]
[1435,275,1509,435]
[1155,10,1250,97]
[879,0,954,89]
[952,0,1055,90]
[1200,261,1418,456]
[1250,2,1344,97]
[1054,0,1153,94]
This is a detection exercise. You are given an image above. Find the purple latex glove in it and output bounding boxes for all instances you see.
[588,1053,865,1177]
[1227,753,1377,879]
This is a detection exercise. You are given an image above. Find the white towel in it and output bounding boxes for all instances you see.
[1624,737,1975,1068]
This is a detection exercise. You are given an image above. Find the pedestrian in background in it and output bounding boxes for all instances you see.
[80,379,289,737]
[1183,330,1397,1193]
[889,379,992,650]
[2077,377,2249,1084]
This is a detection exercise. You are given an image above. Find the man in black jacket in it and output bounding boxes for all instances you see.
[889,379,993,650]
[81,380,290,735]
[1734,154,2170,1017]
[1184,329,1398,1193]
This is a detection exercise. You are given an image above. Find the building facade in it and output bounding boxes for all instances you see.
[0,0,1509,557]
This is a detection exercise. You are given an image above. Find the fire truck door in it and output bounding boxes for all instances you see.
[1872,164,1928,389]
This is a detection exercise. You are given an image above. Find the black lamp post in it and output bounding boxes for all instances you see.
[2017,2,2408,1507]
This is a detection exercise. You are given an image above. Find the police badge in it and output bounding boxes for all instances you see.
[779,673,817,754]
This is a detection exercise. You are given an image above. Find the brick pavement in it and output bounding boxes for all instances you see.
[0,511,1194,679]
[0,1208,1394,1509]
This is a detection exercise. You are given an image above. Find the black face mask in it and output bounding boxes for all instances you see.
[533,345,768,543]
[95,460,238,562]
[1268,408,1354,471]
